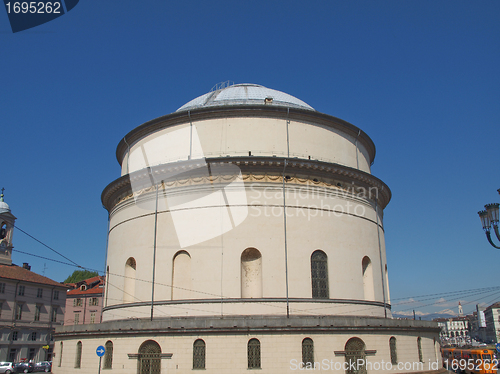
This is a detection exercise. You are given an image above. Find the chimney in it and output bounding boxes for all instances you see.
[22,262,31,271]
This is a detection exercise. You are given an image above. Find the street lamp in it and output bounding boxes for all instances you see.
[478,189,500,249]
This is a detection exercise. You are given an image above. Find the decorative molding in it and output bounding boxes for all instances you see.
[101,156,391,212]
[128,353,172,359]
[103,297,391,312]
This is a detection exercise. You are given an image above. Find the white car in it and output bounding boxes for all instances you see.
[0,362,14,374]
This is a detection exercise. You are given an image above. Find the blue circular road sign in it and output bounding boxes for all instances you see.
[96,345,106,357]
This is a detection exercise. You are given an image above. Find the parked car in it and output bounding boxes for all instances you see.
[0,362,14,374]
[33,362,51,373]
[12,362,34,373]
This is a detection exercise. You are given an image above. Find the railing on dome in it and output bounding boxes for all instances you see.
[210,80,234,92]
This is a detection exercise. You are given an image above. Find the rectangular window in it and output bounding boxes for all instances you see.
[18,285,25,296]
[51,307,57,322]
[90,297,99,306]
[74,313,80,325]
[29,348,35,361]
[53,290,59,300]
[90,312,96,324]
[12,331,18,341]
[15,303,23,320]
[9,348,16,362]
[74,298,82,307]
[0,283,5,293]
[30,332,37,341]
[37,288,43,298]
[34,304,41,321]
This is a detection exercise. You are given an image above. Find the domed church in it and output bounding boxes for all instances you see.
[54,83,442,374]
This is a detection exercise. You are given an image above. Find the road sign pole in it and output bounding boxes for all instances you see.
[98,356,102,374]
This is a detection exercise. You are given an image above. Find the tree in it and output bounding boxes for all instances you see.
[64,270,99,284]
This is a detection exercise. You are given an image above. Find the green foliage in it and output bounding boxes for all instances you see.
[64,270,99,284]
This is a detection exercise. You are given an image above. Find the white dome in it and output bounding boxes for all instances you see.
[176,83,315,112]
[0,201,10,214]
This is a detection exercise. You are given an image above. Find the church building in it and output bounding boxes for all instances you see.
[54,83,442,374]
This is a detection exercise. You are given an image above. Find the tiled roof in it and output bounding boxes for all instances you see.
[486,302,500,310]
[67,287,104,296]
[66,275,105,296]
[0,264,66,288]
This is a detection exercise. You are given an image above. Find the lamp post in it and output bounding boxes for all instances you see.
[478,189,500,249]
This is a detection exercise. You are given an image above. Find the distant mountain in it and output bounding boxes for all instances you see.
[392,310,457,321]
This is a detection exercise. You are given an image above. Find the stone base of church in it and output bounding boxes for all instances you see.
[53,315,442,374]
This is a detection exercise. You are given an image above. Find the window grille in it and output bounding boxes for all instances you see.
[18,285,25,296]
[345,338,366,374]
[90,297,99,306]
[12,331,18,341]
[417,337,423,362]
[389,337,397,365]
[138,340,161,374]
[311,251,329,298]
[90,312,96,324]
[302,338,314,366]
[0,282,5,293]
[53,290,59,300]
[247,338,261,369]
[74,313,80,325]
[104,341,113,369]
[193,339,206,369]
[31,332,37,341]
[37,288,43,298]
[75,341,82,368]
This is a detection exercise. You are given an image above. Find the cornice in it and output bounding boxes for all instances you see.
[101,157,391,213]
[116,105,377,167]
[54,315,440,339]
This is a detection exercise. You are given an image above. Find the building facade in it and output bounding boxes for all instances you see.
[0,191,67,362]
[64,276,105,326]
[54,83,441,373]
[435,317,470,346]
[483,302,500,343]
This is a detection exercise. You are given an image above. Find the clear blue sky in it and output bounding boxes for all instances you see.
[1,1,499,318]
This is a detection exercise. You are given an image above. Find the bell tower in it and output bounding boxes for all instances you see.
[0,188,16,265]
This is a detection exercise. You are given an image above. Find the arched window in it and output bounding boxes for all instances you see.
[172,251,192,300]
[345,338,366,374]
[0,222,6,239]
[75,341,82,368]
[104,340,113,369]
[362,256,374,300]
[247,338,261,369]
[311,250,328,299]
[417,336,423,362]
[123,257,136,303]
[193,339,206,369]
[241,248,262,298]
[302,338,314,367]
[389,337,397,365]
[58,342,63,367]
[139,340,161,374]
